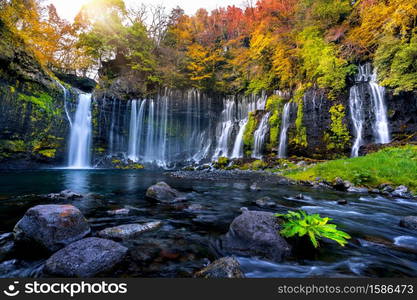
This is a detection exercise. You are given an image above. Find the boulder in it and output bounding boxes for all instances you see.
[219,210,291,262]
[145,182,182,203]
[44,237,127,277]
[333,178,352,192]
[392,185,412,198]
[399,216,417,231]
[380,184,394,194]
[0,233,15,261]
[13,205,90,252]
[97,221,161,240]
[195,257,245,278]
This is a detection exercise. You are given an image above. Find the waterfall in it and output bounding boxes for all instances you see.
[213,99,236,158]
[55,81,72,127]
[100,91,272,167]
[252,112,270,158]
[68,93,92,168]
[127,99,146,161]
[369,71,390,144]
[231,119,248,158]
[349,64,390,156]
[349,86,364,157]
[278,102,292,158]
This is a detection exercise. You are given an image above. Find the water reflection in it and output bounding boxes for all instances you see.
[63,170,90,194]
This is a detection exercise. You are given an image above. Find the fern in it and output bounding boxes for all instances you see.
[275,210,351,248]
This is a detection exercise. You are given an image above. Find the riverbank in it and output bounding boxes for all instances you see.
[284,145,417,195]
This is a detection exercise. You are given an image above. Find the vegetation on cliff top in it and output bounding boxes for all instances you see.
[1,0,416,97]
[284,145,417,193]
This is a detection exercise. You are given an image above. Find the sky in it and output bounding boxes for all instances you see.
[47,0,247,22]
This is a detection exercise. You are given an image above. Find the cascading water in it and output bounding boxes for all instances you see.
[231,119,248,158]
[252,112,270,159]
[55,81,72,127]
[127,99,146,161]
[101,91,270,167]
[369,71,390,144]
[213,99,236,158]
[349,64,390,156]
[349,86,364,157]
[277,102,292,158]
[68,93,92,168]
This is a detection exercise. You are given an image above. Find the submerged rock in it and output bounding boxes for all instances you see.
[45,190,82,200]
[106,208,130,215]
[13,204,90,252]
[399,216,417,231]
[337,199,348,205]
[97,221,162,240]
[185,204,205,212]
[44,237,127,277]
[250,183,261,191]
[347,187,369,193]
[254,197,276,208]
[295,193,305,200]
[219,210,291,262]
[145,182,182,203]
[195,257,245,278]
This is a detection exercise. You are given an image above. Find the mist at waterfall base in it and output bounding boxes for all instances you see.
[1,169,417,278]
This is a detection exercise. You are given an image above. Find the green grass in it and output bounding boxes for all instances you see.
[284,145,417,193]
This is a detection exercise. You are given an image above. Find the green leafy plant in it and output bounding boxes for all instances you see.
[275,210,351,248]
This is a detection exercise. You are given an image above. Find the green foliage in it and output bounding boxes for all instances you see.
[374,34,417,94]
[327,104,350,151]
[240,159,268,170]
[214,156,229,169]
[275,210,351,248]
[297,27,353,98]
[285,145,417,193]
[290,88,307,148]
[18,92,57,116]
[243,112,258,152]
[266,95,285,150]
[38,149,56,158]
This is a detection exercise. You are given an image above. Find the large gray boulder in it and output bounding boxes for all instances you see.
[13,205,90,252]
[399,216,417,231]
[219,210,291,262]
[0,233,15,261]
[97,221,161,240]
[195,257,245,278]
[44,237,128,277]
[145,182,182,203]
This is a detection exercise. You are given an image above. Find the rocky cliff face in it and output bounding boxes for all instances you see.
[0,19,70,168]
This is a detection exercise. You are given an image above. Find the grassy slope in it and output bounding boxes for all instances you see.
[284,145,417,193]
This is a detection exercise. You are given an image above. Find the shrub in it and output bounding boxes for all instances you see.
[275,210,351,248]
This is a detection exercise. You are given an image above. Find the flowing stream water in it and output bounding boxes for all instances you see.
[0,169,416,278]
